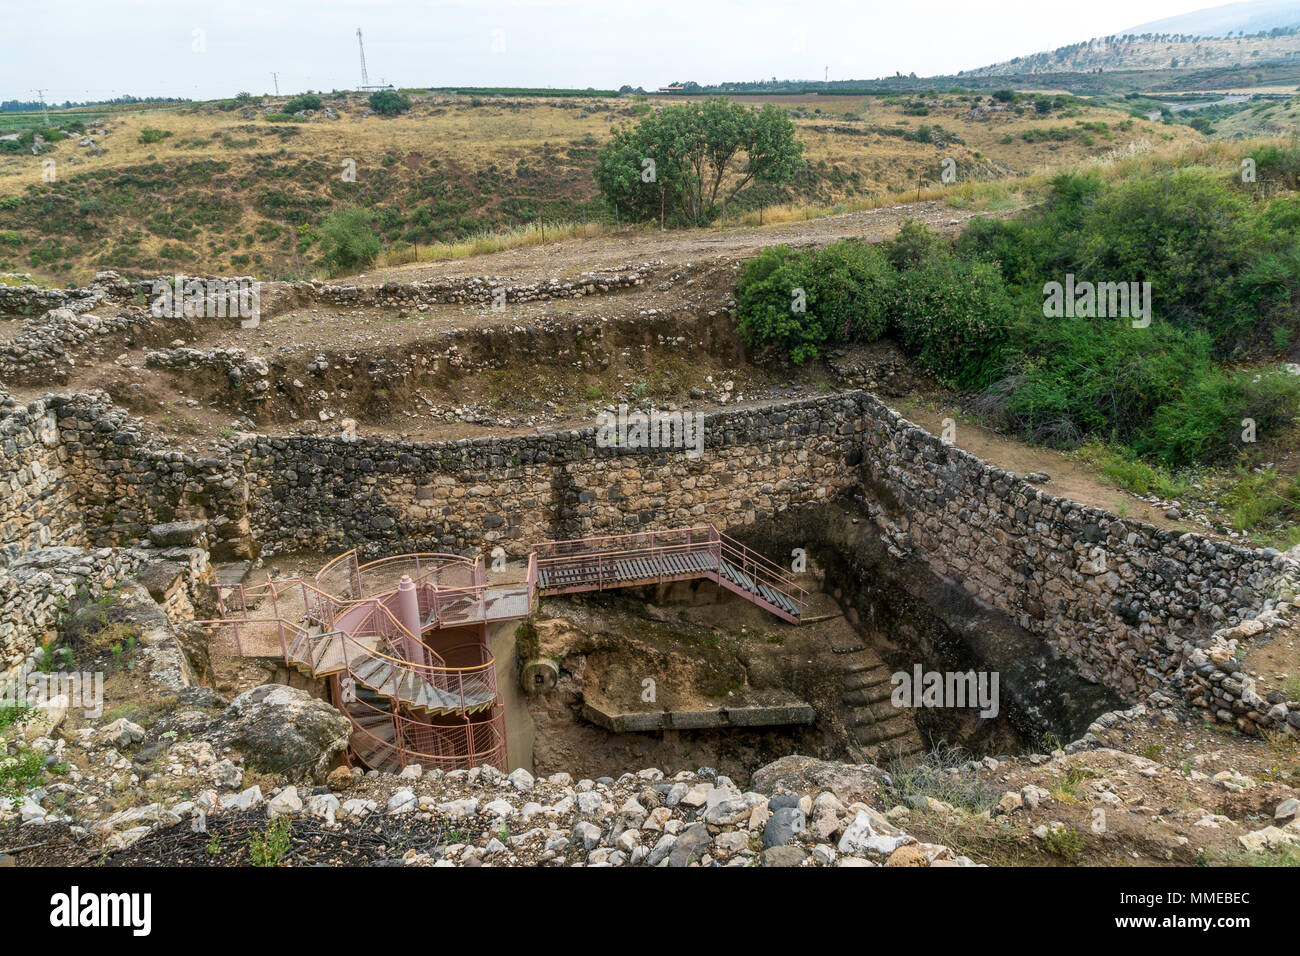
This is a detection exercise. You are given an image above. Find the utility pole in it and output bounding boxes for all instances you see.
[31,89,49,125]
[357,28,370,88]
[271,72,279,95]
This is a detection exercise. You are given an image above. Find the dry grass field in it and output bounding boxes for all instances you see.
[0,90,1201,282]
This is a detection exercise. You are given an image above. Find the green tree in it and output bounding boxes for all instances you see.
[319,207,380,275]
[594,98,804,226]
[368,90,411,116]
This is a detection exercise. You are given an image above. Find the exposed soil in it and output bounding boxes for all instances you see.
[361,200,996,284]
[521,582,861,782]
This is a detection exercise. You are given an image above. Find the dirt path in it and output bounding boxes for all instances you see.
[894,398,1205,537]
[360,200,1012,285]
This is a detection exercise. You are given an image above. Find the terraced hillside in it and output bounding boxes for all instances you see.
[0,90,1196,283]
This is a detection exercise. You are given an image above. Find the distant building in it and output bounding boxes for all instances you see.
[657,84,685,93]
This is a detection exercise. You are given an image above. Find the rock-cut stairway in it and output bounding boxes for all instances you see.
[833,645,926,764]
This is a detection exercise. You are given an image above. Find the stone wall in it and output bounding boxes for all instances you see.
[0,397,85,560]
[0,271,132,318]
[5,388,1297,729]
[252,263,657,317]
[51,393,253,559]
[0,546,146,680]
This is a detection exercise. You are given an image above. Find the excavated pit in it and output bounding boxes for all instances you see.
[494,500,1126,783]
[741,501,1128,751]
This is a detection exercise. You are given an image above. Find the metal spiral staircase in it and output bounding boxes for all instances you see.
[207,525,808,773]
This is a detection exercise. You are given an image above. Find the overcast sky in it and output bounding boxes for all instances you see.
[0,0,1231,103]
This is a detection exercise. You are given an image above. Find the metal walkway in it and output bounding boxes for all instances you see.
[532,525,808,623]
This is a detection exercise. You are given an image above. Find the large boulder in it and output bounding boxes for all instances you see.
[205,685,350,783]
[148,521,206,548]
[749,755,891,805]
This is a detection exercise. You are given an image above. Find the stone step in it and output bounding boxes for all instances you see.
[849,699,902,725]
[842,683,894,707]
[827,630,869,654]
[213,561,253,588]
[864,734,926,764]
[843,665,893,691]
[852,712,919,747]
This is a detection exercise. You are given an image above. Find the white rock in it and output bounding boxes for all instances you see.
[387,788,417,814]
[507,768,535,791]
[306,793,340,825]
[221,785,264,811]
[267,786,302,817]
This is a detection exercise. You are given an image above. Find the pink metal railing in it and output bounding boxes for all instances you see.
[713,527,810,605]
[346,695,506,771]
[353,553,475,598]
[208,525,800,774]
[315,549,361,603]
[329,626,498,713]
[531,523,808,611]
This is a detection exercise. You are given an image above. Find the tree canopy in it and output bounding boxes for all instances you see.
[594,98,804,226]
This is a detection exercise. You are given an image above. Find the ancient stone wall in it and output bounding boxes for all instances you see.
[0,397,85,559]
[6,388,1297,728]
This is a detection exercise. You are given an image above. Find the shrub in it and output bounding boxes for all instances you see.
[249,817,293,866]
[137,128,172,144]
[883,218,943,271]
[318,207,381,275]
[1044,825,1084,862]
[892,257,1013,389]
[735,240,894,363]
[283,93,322,114]
[1246,144,1300,190]
[809,241,895,343]
[887,744,995,813]
[1138,366,1300,464]
[735,246,821,363]
[999,320,1211,449]
[368,90,411,115]
[1075,170,1252,343]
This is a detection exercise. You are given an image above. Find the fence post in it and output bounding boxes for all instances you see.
[394,711,405,769]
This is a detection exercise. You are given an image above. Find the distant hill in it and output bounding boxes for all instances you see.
[962,24,1300,76]
[1123,1,1300,37]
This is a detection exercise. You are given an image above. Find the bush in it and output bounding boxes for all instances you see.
[368,90,411,115]
[137,128,172,144]
[1247,144,1300,190]
[318,207,381,275]
[892,257,1013,389]
[735,246,822,363]
[883,219,943,271]
[999,320,1210,449]
[809,241,895,343]
[735,240,894,364]
[1074,170,1252,343]
[1138,366,1300,464]
[283,93,322,114]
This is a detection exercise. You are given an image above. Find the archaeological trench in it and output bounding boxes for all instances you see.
[1,269,1299,864]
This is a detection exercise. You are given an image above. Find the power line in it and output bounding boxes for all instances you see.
[271,72,279,96]
[31,89,49,125]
